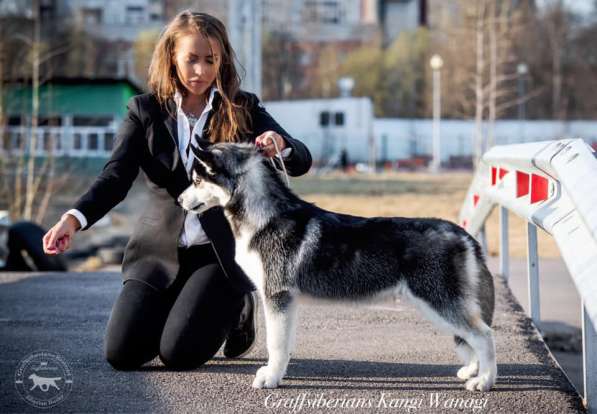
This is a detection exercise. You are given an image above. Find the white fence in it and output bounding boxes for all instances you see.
[374,119,597,162]
[4,115,597,166]
[265,94,597,163]
[459,138,597,412]
[0,126,117,157]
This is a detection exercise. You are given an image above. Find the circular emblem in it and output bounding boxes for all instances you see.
[14,351,73,409]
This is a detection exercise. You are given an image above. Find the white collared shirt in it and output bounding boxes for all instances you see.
[66,88,216,246]
[66,87,291,246]
[174,86,217,246]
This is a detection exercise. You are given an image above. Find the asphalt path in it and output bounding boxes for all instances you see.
[0,271,584,413]
[487,256,584,393]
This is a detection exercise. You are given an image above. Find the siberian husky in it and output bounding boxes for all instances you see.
[178,143,497,392]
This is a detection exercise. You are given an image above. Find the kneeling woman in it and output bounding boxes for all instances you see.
[42,11,312,370]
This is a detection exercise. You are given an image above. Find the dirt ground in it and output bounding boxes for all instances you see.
[298,171,560,259]
[46,169,560,263]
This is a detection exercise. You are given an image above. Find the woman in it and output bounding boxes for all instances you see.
[42,11,312,370]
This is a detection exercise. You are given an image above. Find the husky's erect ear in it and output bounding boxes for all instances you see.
[190,144,213,163]
[190,144,219,178]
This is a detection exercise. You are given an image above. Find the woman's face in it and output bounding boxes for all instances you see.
[173,33,221,97]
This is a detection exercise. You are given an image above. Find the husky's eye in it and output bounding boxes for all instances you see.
[193,176,202,185]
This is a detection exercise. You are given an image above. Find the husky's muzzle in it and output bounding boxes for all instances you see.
[177,194,205,213]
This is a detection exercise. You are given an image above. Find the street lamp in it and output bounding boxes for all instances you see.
[337,77,355,98]
[517,63,528,142]
[429,54,443,173]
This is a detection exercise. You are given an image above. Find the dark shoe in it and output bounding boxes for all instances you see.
[223,291,258,358]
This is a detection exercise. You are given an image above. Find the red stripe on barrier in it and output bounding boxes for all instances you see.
[499,168,509,179]
[516,171,530,198]
[491,167,497,186]
[530,174,549,204]
[473,194,480,207]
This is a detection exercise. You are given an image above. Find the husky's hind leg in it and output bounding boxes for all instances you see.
[252,291,298,389]
[454,335,479,380]
[460,321,496,391]
[462,262,497,391]
[405,290,496,391]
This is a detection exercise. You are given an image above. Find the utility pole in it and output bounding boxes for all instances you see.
[429,54,443,173]
[228,0,262,97]
[24,0,41,220]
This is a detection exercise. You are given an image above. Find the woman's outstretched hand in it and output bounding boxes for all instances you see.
[255,131,286,158]
[43,214,80,255]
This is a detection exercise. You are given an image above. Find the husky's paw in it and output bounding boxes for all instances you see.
[465,373,495,392]
[457,362,479,380]
[252,366,282,389]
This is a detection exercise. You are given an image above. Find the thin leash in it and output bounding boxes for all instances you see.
[193,134,290,186]
[258,137,290,187]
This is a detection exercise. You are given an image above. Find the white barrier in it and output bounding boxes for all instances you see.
[459,138,597,412]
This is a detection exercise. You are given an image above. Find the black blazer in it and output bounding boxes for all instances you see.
[73,91,312,294]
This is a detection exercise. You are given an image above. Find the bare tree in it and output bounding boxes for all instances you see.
[543,0,569,120]
[262,30,303,100]
[0,1,70,223]
[473,0,487,166]
[430,0,538,165]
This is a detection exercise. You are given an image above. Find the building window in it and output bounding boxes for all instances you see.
[334,112,345,126]
[74,133,83,150]
[8,116,22,126]
[88,133,99,150]
[2,134,10,150]
[39,116,62,126]
[320,111,330,126]
[321,0,342,24]
[104,133,114,151]
[40,0,56,20]
[126,6,145,24]
[81,7,103,24]
[73,116,112,126]
[299,52,312,66]
[303,0,344,25]
[43,132,53,151]
[13,133,23,151]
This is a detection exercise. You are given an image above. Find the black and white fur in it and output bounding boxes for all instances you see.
[178,143,497,392]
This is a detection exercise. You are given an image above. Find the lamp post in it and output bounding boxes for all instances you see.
[517,63,528,142]
[429,54,443,173]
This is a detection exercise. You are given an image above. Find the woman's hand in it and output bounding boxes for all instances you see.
[43,214,80,255]
[255,131,286,158]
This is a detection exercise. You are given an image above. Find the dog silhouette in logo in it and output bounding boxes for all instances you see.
[28,373,62,392]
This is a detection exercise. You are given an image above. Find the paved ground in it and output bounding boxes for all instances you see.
[487,257,581,329]
[487,256,584,393]
[0,271,584,413]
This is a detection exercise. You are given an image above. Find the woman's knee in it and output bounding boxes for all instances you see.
[158,339,216,370]
[104,343,147,371]
[103,279,166,370]
[104,330,158,371]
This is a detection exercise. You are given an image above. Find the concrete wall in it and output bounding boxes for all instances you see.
[263,97,597,163]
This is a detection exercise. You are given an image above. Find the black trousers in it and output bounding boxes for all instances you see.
[104,243,245,370]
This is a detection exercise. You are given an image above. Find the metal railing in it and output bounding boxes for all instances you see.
[0,125,117,157]
[460,138,597,413]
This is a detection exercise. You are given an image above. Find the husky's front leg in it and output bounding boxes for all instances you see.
[252,291,298,389]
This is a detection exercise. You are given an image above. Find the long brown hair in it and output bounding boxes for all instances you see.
[148,10,251,142]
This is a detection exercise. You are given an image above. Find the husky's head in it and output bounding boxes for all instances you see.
[177,142,261,214]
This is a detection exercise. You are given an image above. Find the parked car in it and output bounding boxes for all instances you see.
[0,210,67,271]
[0,210,10,269]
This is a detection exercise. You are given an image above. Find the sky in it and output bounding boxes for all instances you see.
[536,0,595,15]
